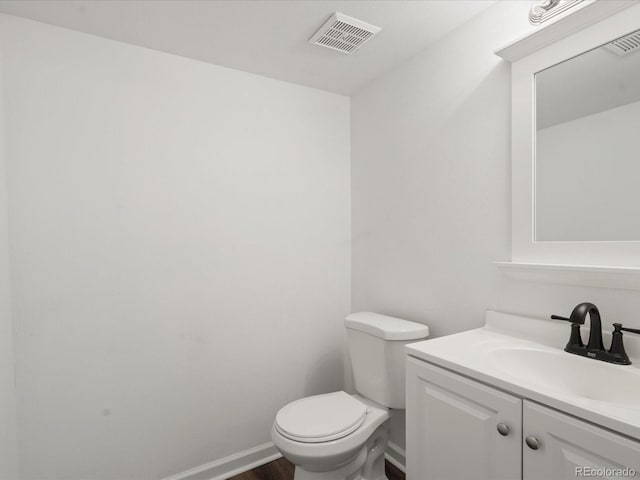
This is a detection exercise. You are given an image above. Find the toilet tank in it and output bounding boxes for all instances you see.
[345,312,429,409]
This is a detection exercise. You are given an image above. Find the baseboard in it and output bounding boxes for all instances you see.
[162,442,282,480]
[164,438,404,480]
[385,441,406,473]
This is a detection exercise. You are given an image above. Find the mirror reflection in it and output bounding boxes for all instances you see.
[535,29,640,242]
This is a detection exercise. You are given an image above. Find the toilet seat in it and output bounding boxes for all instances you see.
[275,391,367,443]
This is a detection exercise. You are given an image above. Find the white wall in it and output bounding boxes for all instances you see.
[0,41,18,480]
[0,14,350,480]
[351,0,640,450]
[537,100,640,241]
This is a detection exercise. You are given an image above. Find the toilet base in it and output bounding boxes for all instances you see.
[293,425,388,480]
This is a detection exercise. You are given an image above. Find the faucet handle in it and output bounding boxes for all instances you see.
[608,323,637,365]
[614,323,640,335]
[551,314,584,348]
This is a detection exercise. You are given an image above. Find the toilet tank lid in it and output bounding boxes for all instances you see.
[345,312,429,341]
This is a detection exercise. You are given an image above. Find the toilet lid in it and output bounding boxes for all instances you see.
[275,391,367,443]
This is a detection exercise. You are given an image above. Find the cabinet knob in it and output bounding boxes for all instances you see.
[496,423,510,436]
[525,436,540,450]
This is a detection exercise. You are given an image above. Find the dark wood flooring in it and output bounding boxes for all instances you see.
[228,457,405,480]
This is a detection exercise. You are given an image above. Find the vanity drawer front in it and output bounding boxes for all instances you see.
[523,400,640,480]
[406,358,522,480]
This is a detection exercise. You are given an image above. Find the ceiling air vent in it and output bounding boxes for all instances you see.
[604,29,640,56]
[309,13,381,55]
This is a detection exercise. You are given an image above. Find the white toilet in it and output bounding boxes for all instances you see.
[271,312,429,480]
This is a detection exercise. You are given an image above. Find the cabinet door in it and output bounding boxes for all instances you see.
[406,357,522,480]
[523,400,640,480]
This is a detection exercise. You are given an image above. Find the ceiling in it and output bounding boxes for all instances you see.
[0,0,496,95]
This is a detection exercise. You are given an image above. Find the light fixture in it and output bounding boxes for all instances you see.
[529,0,586,25]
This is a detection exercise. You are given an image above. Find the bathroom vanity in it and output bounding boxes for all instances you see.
[429,4,640,477]
[405,311,640,480]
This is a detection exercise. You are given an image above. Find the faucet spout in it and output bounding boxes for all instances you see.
[570,302,604,351]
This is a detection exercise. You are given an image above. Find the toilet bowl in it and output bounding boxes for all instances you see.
[272,392,389,479]
[271,312,429,480]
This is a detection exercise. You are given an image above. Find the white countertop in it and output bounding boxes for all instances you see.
[406,310,640,441]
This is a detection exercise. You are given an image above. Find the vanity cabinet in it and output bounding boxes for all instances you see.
[406,357,640,480]
[406,358,521,480]
[523,401,640,480]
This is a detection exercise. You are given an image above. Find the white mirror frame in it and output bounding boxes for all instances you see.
[510,2,640,269]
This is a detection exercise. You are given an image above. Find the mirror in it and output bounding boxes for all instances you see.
[535,29,640,242]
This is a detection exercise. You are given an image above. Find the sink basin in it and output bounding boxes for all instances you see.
[488,346,640,408]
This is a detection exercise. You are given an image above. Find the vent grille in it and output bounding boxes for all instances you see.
[605,30,640,56]
[309,13,381,54]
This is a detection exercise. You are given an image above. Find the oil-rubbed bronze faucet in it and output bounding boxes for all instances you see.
[551,302,640,365]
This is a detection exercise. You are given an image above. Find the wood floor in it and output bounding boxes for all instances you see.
[228,457,405,480]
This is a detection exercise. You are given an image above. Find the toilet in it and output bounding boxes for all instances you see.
[271,312,429,480]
